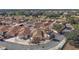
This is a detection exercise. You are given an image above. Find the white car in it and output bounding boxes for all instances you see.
[0,46,7,50]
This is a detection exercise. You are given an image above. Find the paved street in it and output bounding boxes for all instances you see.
[0,34,66,50]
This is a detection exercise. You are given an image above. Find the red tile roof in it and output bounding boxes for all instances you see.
[7,24,30,36]
[0,25,10,32]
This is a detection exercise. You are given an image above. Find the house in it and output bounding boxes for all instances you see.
[59,23,74,34]
[0,25,10,35]
[0,25,10,40]
[0,25,10,32]
[34,22,43,28]
[17,26,31,40]
[6,24,23,37]
[31,28,48,44]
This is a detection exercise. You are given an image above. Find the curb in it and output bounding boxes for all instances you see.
[49,37,67,50]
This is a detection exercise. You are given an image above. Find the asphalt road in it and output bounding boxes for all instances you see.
[0,34,65,50]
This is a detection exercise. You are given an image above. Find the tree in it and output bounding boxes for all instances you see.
[67,17,76,24]
[53,24,64,32]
